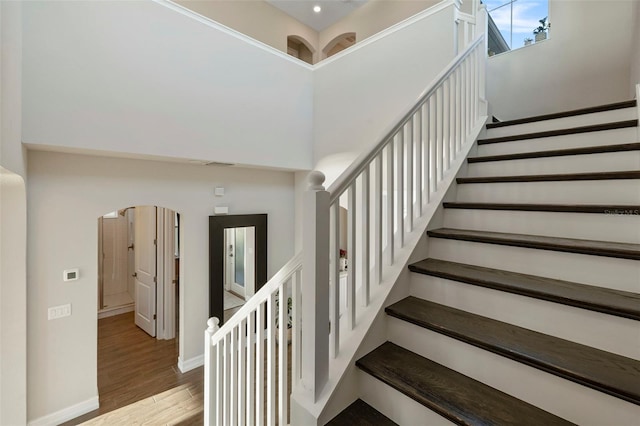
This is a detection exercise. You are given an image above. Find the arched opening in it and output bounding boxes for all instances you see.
[95,205,183,412]
[98,205,179,337]
[323,32,356,59]
[287,35,315,65]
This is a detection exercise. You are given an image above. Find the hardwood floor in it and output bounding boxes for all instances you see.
[63,312,204,425]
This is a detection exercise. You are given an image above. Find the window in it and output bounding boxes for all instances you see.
[485,0,549,54]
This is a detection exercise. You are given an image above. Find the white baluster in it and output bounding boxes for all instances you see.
[464,56,473,137]
[462,59,468,140]
[238,320,246,426]
[443,81,451,171]
[429,96,437,192]
[330,202,340,358]
[347,182,357,329]
[216,339,224,426]
[449,76,456,161]
[415,110,423,217]
[277,283,288,424]
[267,292,276,426]
[386,142,395,266]
[256,303,265,423]
[423,102,430,203]
[406,118,414,232]
[223,333,230,426]
[247,312,255,426]
[230,326,237,426]
[436,87,444,183]
[374,154,383,284]
[362,167,370,306]
[301,171,330,402]
[204,317,220,426]
[291,270,301,385]
[396,132,404,248]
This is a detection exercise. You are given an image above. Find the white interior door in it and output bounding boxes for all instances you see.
[134,206,157,337]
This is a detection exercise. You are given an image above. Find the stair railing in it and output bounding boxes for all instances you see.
[204,253,303,426]
[295,32,488,409]
[204,5,488,426]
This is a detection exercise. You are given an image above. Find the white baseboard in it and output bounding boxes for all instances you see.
[28,396,99,426]
[97,304,134,319]
[178,354,204,373]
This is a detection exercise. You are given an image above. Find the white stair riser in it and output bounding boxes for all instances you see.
[409,274,640,359]
[427,238,640,292]
[358,371,455,426]
[443,209,640,244]
[467,150,640,177]
[486,108,637,138]
[387,318,640,426]
[478,127,638,157]
[455,180,640,204]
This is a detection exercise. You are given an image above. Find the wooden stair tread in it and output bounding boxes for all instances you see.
[467,142,640,163]
[456,170,640,184]
[427,228,640,260]
[385,298,640,405]
[325,399,397,426]
[408,258,640,320]
[478,120,638,145]
[486,100,637,129]
[442,202,640,214]
[356,342,575,425]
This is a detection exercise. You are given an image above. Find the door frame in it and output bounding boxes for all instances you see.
[209,214,267,323]
[156,207,176,340]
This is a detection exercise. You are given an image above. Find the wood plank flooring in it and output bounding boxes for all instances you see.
[62,312,204,425]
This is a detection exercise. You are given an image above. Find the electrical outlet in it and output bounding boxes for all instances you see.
[48,304,72,320]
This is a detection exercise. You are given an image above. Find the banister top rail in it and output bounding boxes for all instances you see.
[327,34,485,203]
[210,251,303,342]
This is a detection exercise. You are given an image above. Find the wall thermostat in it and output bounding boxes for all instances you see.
[63,268,79,282]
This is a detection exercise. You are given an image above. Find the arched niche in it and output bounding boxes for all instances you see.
[323,32,356,59]
[287,35,315,65]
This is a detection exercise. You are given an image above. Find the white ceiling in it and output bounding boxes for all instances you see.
[266,0,368,31]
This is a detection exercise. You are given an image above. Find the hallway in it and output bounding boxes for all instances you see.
[63,312,203,425]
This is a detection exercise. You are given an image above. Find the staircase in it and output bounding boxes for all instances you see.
[328,101,640,425]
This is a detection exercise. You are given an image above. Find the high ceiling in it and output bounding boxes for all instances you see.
[265,0,368,31]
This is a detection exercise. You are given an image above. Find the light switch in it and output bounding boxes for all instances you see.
[214,206,229,215]
[214,187,225,197]
[48,304,72,320]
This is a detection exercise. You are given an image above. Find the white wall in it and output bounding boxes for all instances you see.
[22,0,313,171]
[0,168,27,426]
[313,3,457,168]
[0,2,27,425]
[630,0,640,93]
[487,0,636,120]
[27,151,295,421]
[175,0,320,63]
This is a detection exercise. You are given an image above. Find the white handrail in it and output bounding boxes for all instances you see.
[211,252,302,343]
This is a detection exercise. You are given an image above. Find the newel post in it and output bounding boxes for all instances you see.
[301,171,330,402]
[204,317,219,425]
